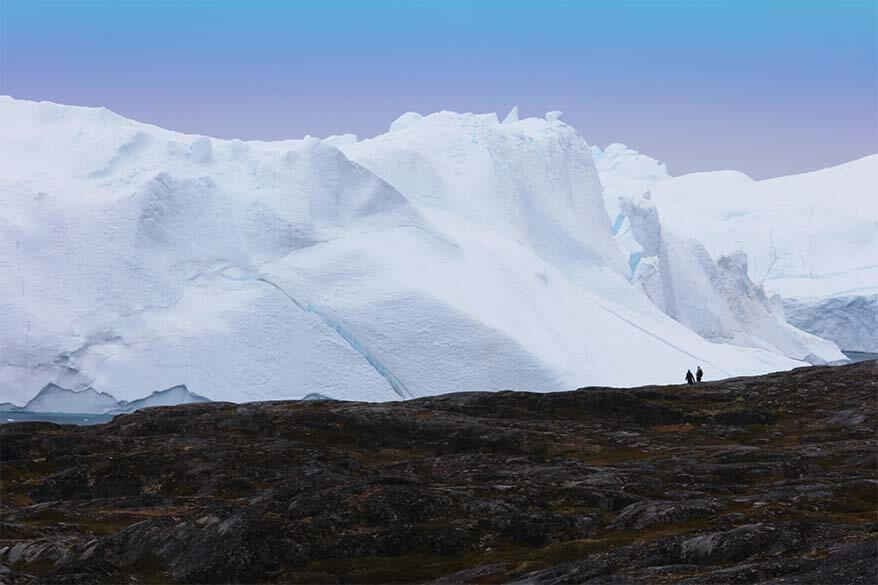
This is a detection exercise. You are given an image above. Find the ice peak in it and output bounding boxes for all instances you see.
[502,106,519,125]
[323,133,358,146]
[389,111,423,133]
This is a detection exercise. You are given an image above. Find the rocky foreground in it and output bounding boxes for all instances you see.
[1,362,876,584]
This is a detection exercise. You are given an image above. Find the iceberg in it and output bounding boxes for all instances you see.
[614,190,842,363]
[594,143,875,356]
[5,383,211,415]
[648,156,878,301]
[109,385,210,414]
[0,97,835,406]
[22,384,119,414]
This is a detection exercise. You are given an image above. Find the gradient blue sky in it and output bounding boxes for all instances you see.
[1,0,875,178]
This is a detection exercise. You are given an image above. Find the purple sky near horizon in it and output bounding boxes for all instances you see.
[1,0,876,178]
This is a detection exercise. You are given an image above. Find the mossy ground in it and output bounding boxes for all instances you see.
[1,361,875,583]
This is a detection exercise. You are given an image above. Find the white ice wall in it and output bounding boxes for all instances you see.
[0,98,826,405]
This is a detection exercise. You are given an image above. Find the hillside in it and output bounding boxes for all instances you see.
[1,361,875,583]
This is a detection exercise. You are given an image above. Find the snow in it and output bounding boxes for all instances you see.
[0,97,839,408]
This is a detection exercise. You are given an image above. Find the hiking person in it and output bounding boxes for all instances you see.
[696,366,703,383]
[685,369,695,385]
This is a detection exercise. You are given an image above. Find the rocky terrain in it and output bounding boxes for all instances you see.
[1,361,876,584]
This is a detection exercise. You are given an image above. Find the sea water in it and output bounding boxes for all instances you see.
[0,411,113,426]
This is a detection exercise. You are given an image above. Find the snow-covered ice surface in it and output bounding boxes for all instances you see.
[594,143,875,358]
[0,98,837,406]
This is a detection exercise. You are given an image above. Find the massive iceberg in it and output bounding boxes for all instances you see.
[0,98,842,406]
[593,143,877,354]
[593,146,843,364]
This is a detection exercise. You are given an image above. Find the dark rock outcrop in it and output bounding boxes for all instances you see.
[1,361,875,583]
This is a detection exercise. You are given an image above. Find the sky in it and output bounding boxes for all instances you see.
[1,0,875,178]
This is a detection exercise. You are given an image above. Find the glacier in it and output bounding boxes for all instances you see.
[0,97,846,407]
[593,143,877,354]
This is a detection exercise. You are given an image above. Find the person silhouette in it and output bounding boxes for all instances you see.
[696,366,703,383]
[685,369,695,385]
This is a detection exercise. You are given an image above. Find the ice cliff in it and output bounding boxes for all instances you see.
[0,98,846,406]
[594,143,875,355]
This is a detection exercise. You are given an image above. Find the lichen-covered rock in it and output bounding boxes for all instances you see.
[0,361,875,584]
[610,499,723,531]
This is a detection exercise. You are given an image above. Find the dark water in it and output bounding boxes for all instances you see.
[0,411,113,426]
[842,351,878,363]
